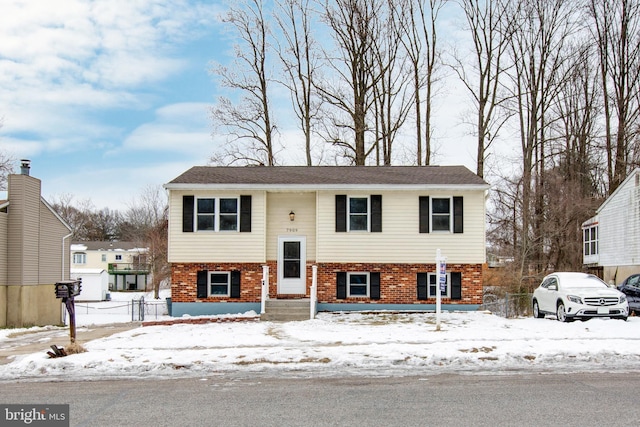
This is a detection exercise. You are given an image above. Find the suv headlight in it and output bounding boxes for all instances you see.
[567,295,583,304]
[620,295,627,303]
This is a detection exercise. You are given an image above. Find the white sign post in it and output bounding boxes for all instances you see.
[435,249,446,331]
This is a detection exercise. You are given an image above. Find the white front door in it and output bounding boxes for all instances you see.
[277,236,306,295]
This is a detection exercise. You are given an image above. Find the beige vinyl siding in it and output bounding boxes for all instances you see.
[265,192,316,261]
[7,175,41,285]
[39,200,70,283]
[82,250,138,268]
[0,212,7,285]
[168,190,266,263]
[316,190,486,264]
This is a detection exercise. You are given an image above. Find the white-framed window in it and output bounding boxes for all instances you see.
[115,254,122,261]
[348,196,369,231]
[209,272,231,296]
[431,197,452,232]
[428,272,451,298]
[196,197,238,232]
[219,198,239,231]
[583,225,598,256]
[348,272,369,297]
[72,253,86,264]
[197,198,215,231]
[101,254,107,262]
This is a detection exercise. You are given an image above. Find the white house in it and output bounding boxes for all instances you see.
[583,168,640,284]
[164,165,489,319]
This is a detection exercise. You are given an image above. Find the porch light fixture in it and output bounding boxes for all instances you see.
[289,211,295,221]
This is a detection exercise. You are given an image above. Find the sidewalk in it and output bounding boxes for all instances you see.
[0,322,141,365]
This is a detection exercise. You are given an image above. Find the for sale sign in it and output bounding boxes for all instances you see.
[439,260,446,292]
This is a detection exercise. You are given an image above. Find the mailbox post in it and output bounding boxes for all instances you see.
[55,280,82,344]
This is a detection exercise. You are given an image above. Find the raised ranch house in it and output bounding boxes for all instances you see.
[583,168,640,284]
[164,166,489,319]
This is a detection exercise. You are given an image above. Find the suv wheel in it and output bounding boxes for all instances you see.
[556,302,571,322]
[533,300,544,318]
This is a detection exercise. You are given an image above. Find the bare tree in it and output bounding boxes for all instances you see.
[371,0,414,165]
[400,0,445,166]
[50,194,97,240]
[551,41,603,196]
[122,186,169,299]
[0,150,13,191]
[506,0,577,275]
[589,0,640,193]
[84,208,122,241]
[452,0,514,178]
[316,0,382,165]
[274,0,322,166]
[210,0,278,166]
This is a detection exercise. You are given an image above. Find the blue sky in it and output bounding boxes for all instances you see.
[0,0,229,209]
[0,0,488,211]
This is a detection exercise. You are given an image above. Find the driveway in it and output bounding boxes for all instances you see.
[0,322,140,365]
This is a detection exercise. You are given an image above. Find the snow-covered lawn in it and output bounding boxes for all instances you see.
[1,291,639,382]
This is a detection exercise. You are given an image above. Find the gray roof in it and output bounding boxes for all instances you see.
[71,241,143,251]
[165,166,488,189]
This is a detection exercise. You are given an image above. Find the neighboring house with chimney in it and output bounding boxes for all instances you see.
[0,160,72,327]
[164,166,489,319]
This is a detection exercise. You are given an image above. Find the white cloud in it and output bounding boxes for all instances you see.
[0,0,221,116]
[121,102,213,155]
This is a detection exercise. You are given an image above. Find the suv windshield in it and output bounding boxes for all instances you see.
[562,276,607,289]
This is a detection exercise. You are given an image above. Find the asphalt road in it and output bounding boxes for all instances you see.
[0,372,637,427]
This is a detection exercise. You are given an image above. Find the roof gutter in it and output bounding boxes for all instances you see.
[163,183,491,191]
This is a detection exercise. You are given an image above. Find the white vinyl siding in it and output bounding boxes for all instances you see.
[594,171,640,268]
[168,190,266,263]
[316,190,486,264]
[265,192,316,262]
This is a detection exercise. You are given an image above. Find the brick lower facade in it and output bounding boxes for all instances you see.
[171,262,483,306]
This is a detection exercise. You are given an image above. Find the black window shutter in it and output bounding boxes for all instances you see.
[183,195,195,232]
[417,273,428,300]
[371,195,382,232]
[230,271,241,298]
[453,197,463,233]
[419,196,430,233]
[451,272,462,300]
[197,270,207,298]
[370,272,381,300]
[337,272,347,299]
[336,195,347,232]
[240,195,252,232]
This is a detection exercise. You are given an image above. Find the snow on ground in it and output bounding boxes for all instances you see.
[1,291,639,382]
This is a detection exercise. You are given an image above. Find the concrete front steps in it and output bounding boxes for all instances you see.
[261,299,312,321]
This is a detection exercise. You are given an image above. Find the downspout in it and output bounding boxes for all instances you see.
[62,232,72,280]
[60,232,73,325]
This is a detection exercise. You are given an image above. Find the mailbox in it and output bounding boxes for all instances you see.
[55,280,82,300]
[54,279,82,347]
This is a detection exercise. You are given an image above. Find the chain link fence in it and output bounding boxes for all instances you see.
[480,292,533,318]
[72,298,169,324]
